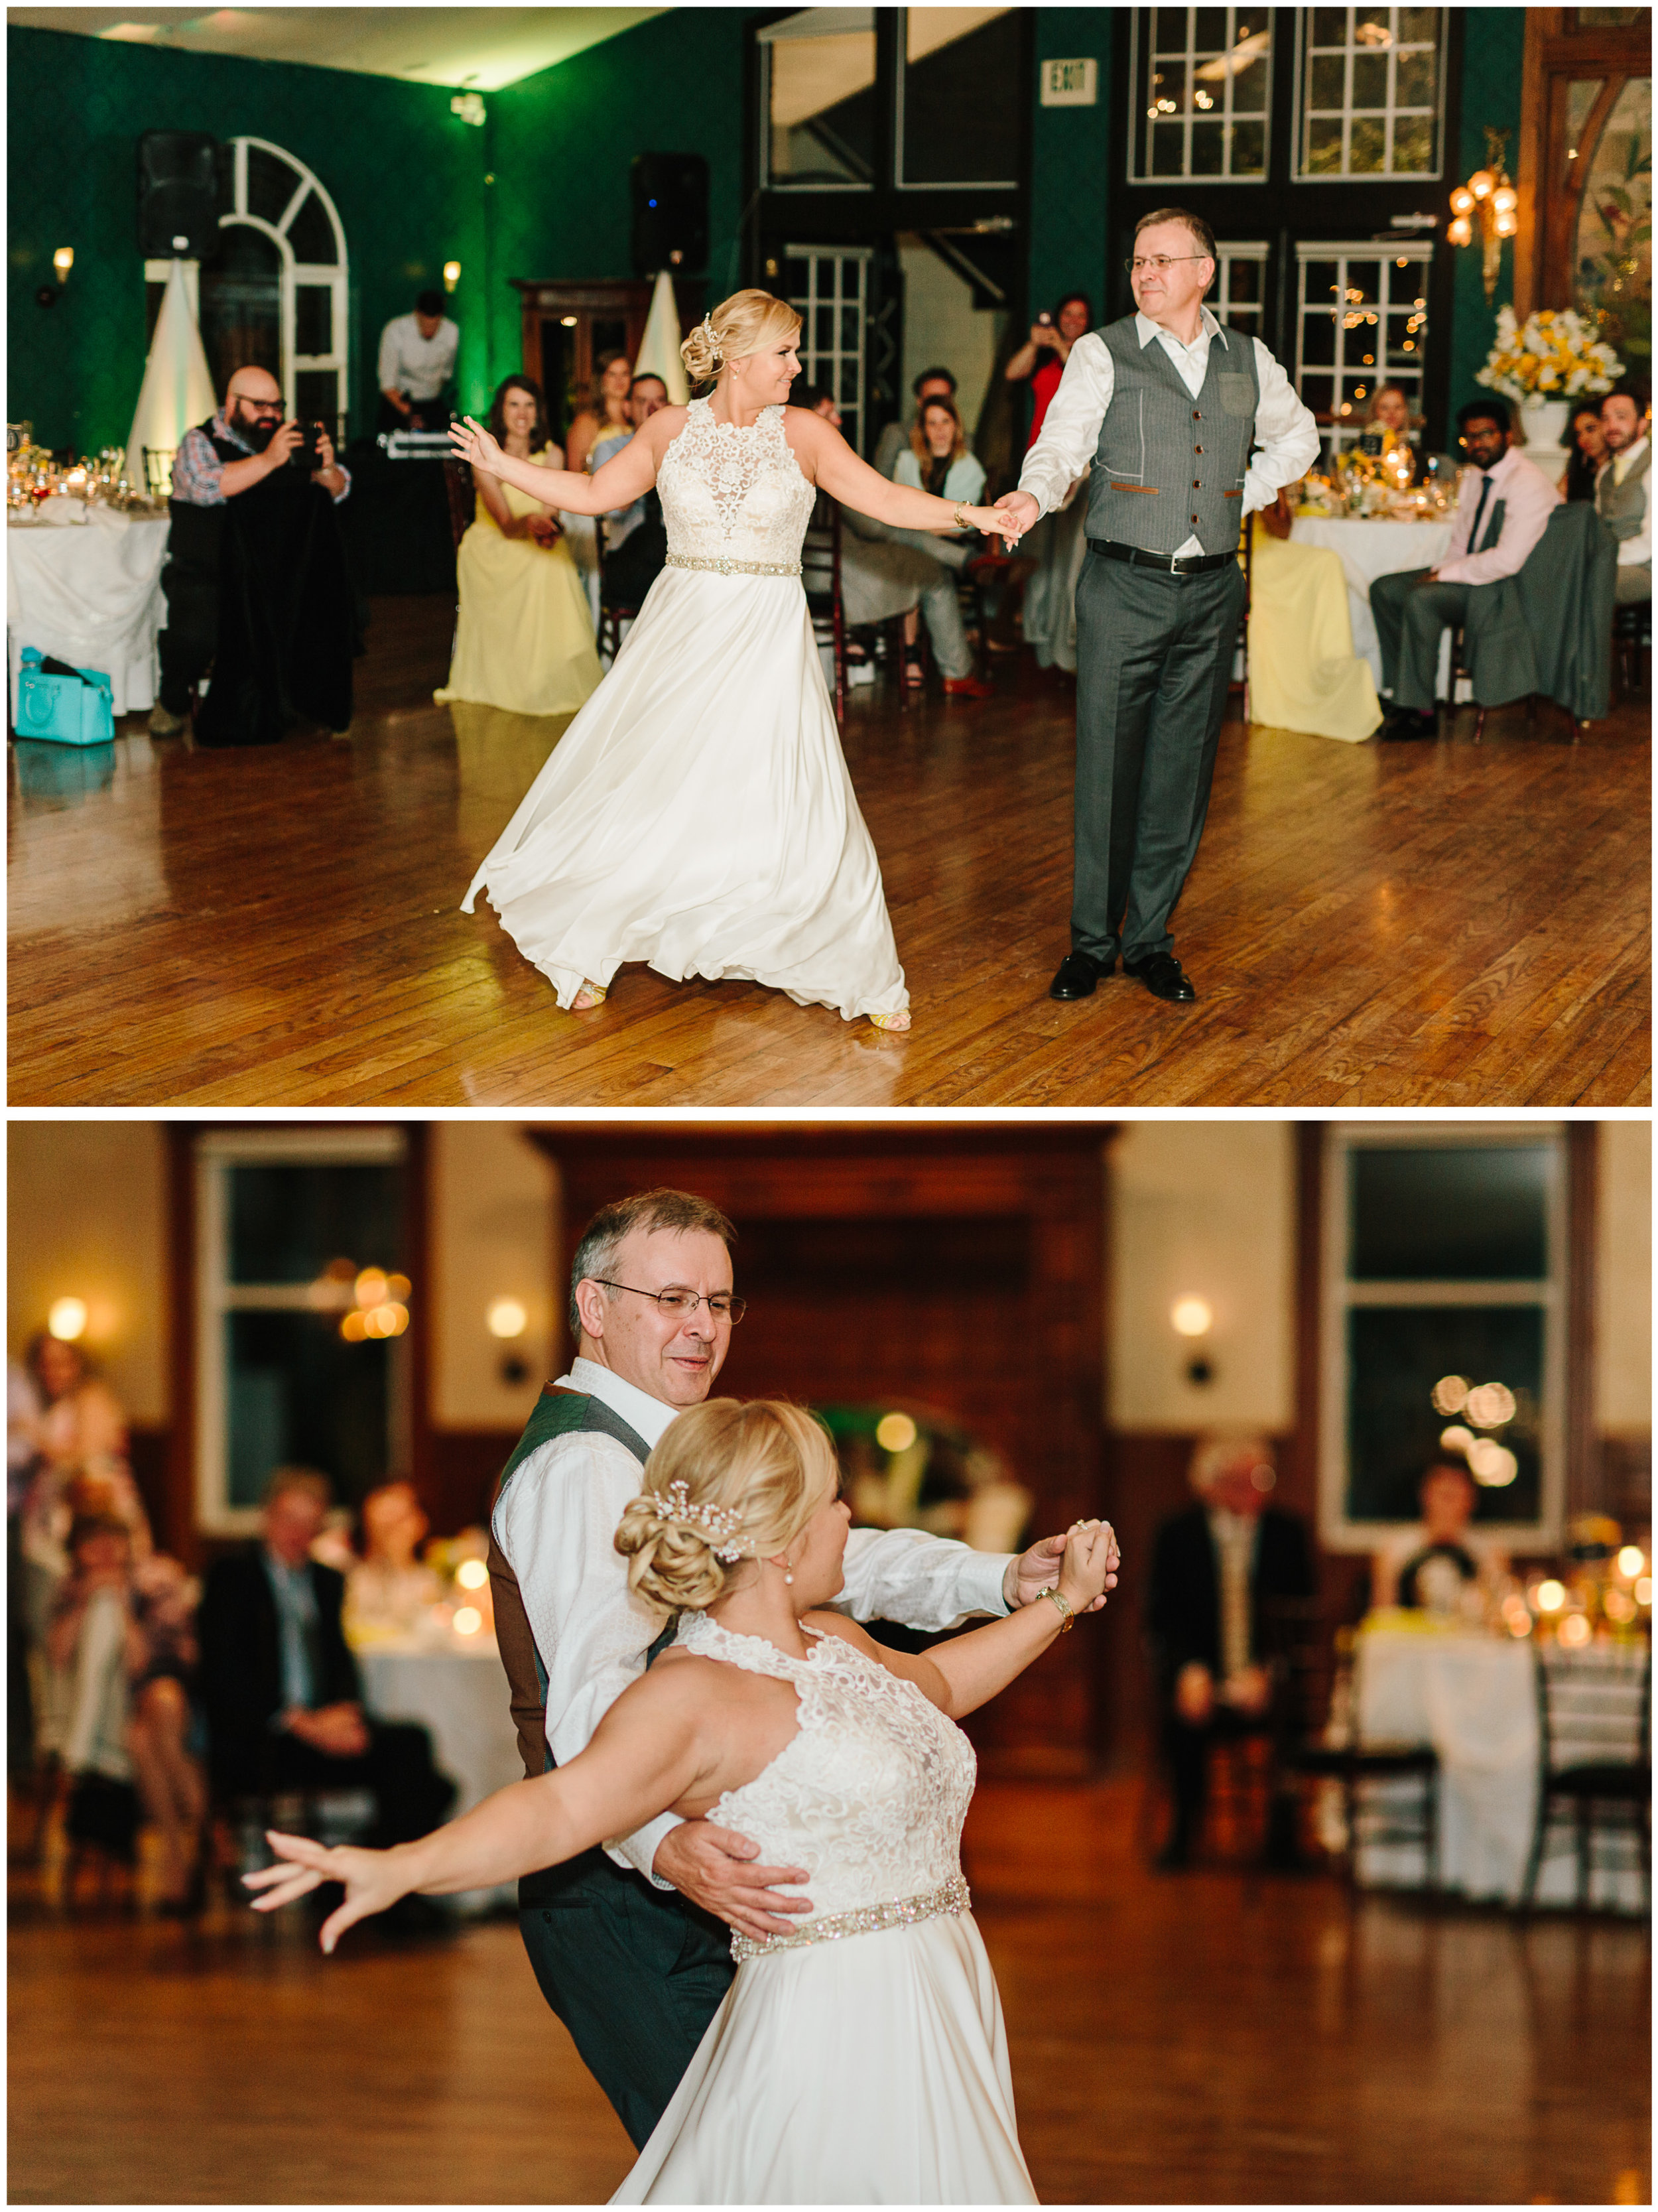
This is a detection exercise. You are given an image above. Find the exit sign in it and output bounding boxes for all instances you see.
[1041,57,1098,106]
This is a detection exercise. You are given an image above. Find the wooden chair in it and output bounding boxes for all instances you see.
[442,459,474,551]
[1277,1620,1440,1893]
[1519,1641,1649,1916]
[800,493,846,724]
[594,513,643,669]
[141,447,176,501]
[1612,597,1651,702]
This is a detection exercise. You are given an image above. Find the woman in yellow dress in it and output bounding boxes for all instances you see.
[435,375,603,718]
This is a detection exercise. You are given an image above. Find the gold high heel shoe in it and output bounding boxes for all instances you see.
[869,1008,911,1032]
[570,981,607,1011]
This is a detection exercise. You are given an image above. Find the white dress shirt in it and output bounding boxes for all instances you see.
[1435,444,1561,586]
[491,1356,1013,1886]
[1205,1507,1259,1681]
[377,311,459,401]
[1598,434,1651,566]
[1017,306,1320,556]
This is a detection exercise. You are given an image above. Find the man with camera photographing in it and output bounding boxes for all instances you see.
[150,363,359,746]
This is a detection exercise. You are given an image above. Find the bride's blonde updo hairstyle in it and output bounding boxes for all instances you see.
[680,290,802,390]
[615,1399,838,1613]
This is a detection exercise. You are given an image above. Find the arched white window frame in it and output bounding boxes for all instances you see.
[217,136,350,429]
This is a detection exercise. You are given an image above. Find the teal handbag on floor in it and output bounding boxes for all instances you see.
[15,646,115,746]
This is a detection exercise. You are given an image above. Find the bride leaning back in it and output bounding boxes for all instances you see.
[451,290,1022,1031]
[248,1398,1116,2205]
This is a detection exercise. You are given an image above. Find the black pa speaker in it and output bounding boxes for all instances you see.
[137,131,219,259]
[631,153,708,277]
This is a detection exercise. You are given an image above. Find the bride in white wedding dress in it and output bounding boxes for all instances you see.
[247,1399,1115,2205]
[450,291,1021,1030]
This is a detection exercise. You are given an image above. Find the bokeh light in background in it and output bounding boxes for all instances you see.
[1170,1295,1212,1337]
[46,1296,87,1340]
[486,1297,528,1340]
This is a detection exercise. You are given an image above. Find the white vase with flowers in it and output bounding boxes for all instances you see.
[1476,306,1624,470]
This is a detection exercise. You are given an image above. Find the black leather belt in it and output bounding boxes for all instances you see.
[1088,538,1234,575]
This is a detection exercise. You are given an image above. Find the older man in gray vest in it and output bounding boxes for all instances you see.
[1598,381,1651,604]
[997,209,1318,1004]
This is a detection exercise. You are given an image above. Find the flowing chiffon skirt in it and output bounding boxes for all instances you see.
[461,564,908,1019]
[611,1913,1037,2205]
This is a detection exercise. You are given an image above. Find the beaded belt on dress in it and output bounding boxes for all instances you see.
[730,1872,969,1963]
[665,553,802,578]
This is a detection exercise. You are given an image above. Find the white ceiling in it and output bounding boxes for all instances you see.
[5,7,669,92]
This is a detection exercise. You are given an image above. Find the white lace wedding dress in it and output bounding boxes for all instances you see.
[461,399,909,1023]
[611,1616,1037,2206]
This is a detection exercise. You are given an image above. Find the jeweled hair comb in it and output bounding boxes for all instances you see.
[647,1478,745,1562]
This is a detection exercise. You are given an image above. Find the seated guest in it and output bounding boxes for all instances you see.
[44,1515,146,1882]
[198,1467,453,1853]
[345,1480,442,1642]
[1245,489,1382,741]
[1371,1459,1509,1615]
[1560,401,1608,501]
[1371,397,1561,740]
[596,373,671,616]
[125,1548,207,1909]
[1003,292,1094,450]
[564,350,633,478]
[377,289,458,434]
[1147,1433,1316,1870]
[1597,381,1651,604]
[801,386,993,699]
[892,397,987,684]
[1357,381,1420,481]
[149,365,359,747]
[873,365,964,480]
[435,373,602,719]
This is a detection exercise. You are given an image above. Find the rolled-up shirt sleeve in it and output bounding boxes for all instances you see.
[170,426,227,506]
[835,1526,1010,1630]
[492,1431,680,1886]
[1243,339,1321,515]
[1017,334,1114,519]
[1436,458,1561,586]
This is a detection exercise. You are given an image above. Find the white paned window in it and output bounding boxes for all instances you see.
[206,135,350,432]
[1213,241,1269,336]
[759,10,877,190]
[1297,6,1446,178]
[1295,241,1430,437]
[1319,1126,1566,1551]
[784,246,871,452]
[1130,8,1274,182]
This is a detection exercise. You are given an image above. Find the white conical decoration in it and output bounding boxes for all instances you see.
[633,267,690,405]
[125,259,218,490]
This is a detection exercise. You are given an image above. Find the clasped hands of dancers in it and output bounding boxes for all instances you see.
[450,214,1317,1030]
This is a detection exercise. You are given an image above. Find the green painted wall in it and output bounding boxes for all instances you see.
[1445,7,1529,417]
[1027,10,1114,328]
[7,10,746,455]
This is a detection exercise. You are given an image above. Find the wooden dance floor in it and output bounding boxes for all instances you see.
[8,598,1649,1106]
[9,1778,1649,2205]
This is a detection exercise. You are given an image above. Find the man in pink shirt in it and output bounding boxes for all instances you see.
[1372,395,1562,740]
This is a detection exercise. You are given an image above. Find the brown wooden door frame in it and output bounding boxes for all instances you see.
[1514,7,1653,318]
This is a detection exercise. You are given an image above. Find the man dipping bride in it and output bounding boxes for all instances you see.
[450,291,1022,1032]
[246,1186,1119,2203]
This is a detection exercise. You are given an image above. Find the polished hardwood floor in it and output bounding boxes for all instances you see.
[8,598,1649,1106]
[9,1777,1649,2205]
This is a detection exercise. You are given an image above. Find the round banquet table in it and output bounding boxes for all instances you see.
[357,1635,523,1912]
[1289,515,1456,693]
[1353,1627,1647,1911]
[7,503,171,720]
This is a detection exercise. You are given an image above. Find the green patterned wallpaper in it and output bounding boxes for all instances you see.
[1027,11,1114,330]
[1446,9,1529,415]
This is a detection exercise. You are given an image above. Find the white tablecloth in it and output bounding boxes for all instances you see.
[1355,1630,1646,1910]
[1290,516,1456,692]
[7,505,170,719]
[359,1638,523,1912]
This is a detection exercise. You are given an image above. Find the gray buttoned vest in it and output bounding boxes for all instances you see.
[1596,444,1651,543]
[1086,315,1261,557]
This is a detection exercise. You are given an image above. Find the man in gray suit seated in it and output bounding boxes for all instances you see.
[1597,381,1651,605]
[997,208,1317,1006]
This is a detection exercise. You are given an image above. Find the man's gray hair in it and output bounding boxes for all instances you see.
[1134,205,1218,264]
[568,1187,737,1335]
[1188,1432,1274,1494]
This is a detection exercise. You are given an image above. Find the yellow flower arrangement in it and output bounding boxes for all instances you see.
[1477,306,1624,401]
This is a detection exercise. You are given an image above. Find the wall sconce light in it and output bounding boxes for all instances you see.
[1448,128,1517,304]
[1170,1295,1215,1386]
[47,1296,88,1341]
[487,1295,529,1386]
[52,247,74,283]
[442,260,461,293]
[450,91,486,127]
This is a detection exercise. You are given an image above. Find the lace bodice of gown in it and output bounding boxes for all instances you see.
[675,1614,976,1939]
[656,398,816,566]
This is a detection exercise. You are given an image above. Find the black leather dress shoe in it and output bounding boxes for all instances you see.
[1379,706,1438,741]
[1123,951,1196,1002]
[1048,949,1116,1000]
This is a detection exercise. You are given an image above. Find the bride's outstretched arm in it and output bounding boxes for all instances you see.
[243,1669,710,1952]
[791,413,1025,544]
[448,414,667,517]
[812,1522,1116,1721]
